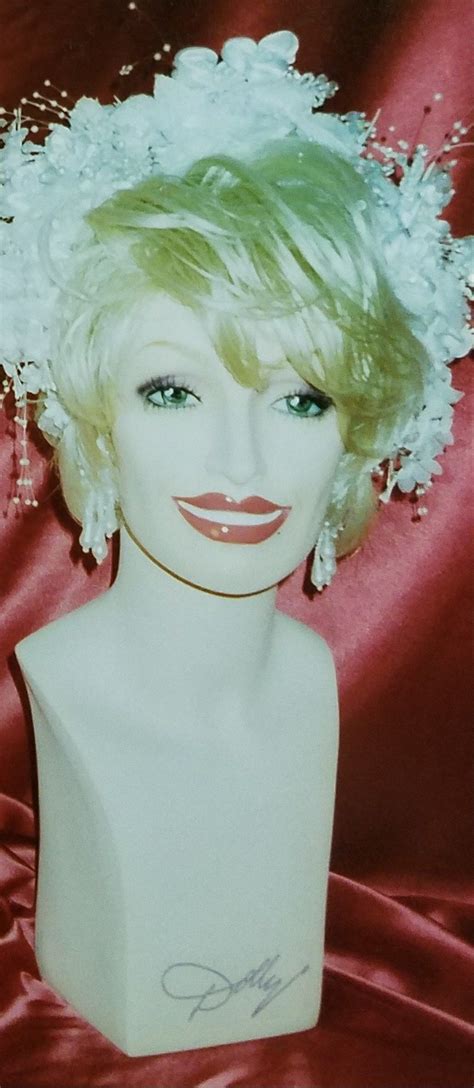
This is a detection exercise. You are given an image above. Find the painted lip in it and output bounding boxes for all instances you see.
[172,492,292,544]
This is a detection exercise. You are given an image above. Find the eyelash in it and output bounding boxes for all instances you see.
[139,375,200,411]
[138,374,333,419]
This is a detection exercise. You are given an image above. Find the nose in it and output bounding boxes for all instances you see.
[204,398,265,487]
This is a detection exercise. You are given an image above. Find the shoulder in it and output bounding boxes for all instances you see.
[273,610,338,716]
[16,617,67,682]
[15,596,109,692]
[270,612,339,751]
[274,610,337,677]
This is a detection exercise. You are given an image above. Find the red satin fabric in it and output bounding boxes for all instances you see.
[1,2,473,1085]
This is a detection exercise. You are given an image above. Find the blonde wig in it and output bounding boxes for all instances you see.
[44,137,428,557]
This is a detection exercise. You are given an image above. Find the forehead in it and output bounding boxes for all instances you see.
[129,293,292,372]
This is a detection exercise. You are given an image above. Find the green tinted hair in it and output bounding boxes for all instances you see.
[47,137,428,555]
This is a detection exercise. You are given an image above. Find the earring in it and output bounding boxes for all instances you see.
[311,520,340,592]
[79,474,118,563]
[78,433,119,564]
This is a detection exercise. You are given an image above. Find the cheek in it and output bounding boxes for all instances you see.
[295,435,344,528]
[294,426,344,495]
[112,420,170,510]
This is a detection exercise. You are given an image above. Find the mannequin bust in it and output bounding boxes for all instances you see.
[16,295,343,1055]
[15,138,426,1057]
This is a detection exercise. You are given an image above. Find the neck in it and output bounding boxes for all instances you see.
[105,526,278,715]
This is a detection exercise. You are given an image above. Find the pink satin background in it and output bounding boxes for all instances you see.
[0,1,473,1085]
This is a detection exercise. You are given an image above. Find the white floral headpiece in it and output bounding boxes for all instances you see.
[0,30,472,555]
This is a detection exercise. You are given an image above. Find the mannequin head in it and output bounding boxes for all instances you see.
[108,293,345,594]
[46,137,427,586]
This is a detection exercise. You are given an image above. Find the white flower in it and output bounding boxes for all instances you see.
[396,452,443,492]
[172,46,220,85]
[37,392,72,440]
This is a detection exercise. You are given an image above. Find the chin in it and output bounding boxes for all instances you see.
[123,517,310,595]
[162,555,289,596]
[145,543,297,596]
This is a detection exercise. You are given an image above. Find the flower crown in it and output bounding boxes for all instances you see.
[0,30,472,560]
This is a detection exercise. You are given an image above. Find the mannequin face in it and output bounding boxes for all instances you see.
[111,294,345,595]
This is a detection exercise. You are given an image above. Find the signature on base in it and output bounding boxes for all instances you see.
[161,953,310,1021]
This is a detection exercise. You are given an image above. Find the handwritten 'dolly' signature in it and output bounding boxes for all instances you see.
[161,953,310,1021]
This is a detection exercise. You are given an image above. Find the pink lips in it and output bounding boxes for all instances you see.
[172,492,292,544]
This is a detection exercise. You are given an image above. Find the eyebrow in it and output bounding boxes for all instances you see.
[144,340,295,370]
[143,339,207,360]
[141,340,323,389]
